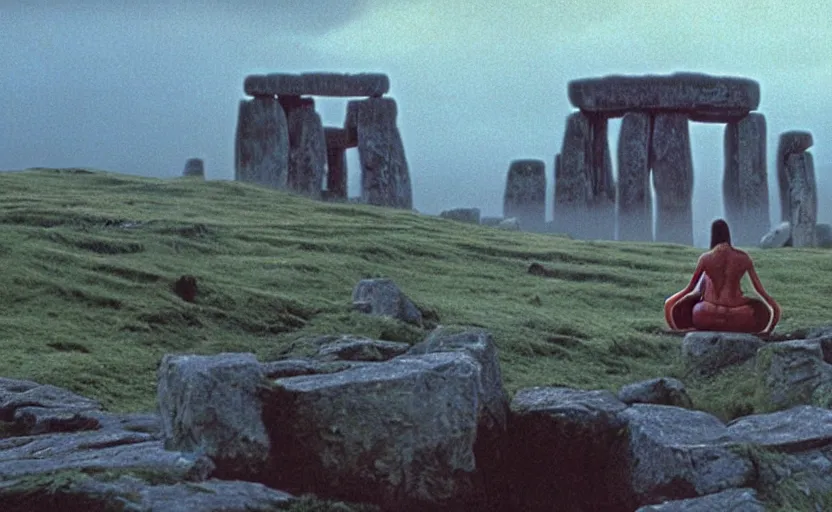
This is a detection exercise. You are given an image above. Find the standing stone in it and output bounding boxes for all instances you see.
[776,131,814,222]
[324,128,349,201]
[651,113,694,245]
[182,158,205,179]
[723,113,769,246]
[617,112,652,241]
[283,100,326,199]
[346,98,412,209]
[786,151,818,247]
[555,113,591,237]
[234,97,289,189]
[589,116,616,240]
[503,159,546,232]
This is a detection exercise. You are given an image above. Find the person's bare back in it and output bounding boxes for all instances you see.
[698,244,753,307]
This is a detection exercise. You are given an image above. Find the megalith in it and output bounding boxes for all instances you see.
[346,97,413,209]
[183,158,205,179]
[776,131,814,222]
[323,128,350,201]
[723,113,769,246]
[617,112,652,242]
[234,96,289,189]
[555,113,590,235]
[284,98,327,199]
[503,159,546,232]
[786,151,818,247]
[651,113,694,245]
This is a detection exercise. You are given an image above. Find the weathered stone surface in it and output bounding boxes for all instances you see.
[351,278,423,326]
[266,352,482,510]
[234,96,289,189]
[617,112,653,241]
[345,98,412,209]
[728,405,832,451]
[776,130,814,221]
[507,387,631,511]
[244,72,390,97]
[157,353,270,480]
[568,73,760,121]
[315,335,410,362]
[620,404,755,505]
[555,113,592,237]
[408,328,509,433]
[182,158,205,179]
[439,207,481,224]
[503,159,546,232]
[0,378,103,435]
[681,332,763,376]
[760,221,792,248]
[651,113,694,245]
[618,377,693,408]
[723,113,769,246]
[786,151,818,247]
[635,488,765,512]
[323,127,348,201]
[755,340,832,410]
[285,104,326,199]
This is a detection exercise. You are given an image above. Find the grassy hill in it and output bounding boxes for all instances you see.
[1,168,831,420]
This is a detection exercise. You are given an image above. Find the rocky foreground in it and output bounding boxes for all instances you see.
[4,280,832,511]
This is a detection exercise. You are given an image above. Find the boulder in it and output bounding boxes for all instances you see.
[620,404,755,505]
[346,97,412,209]
[234,96,289,189]
[635,488,765,511]
[755,340,832,410]
[439,207,481,224]
[497,217,521,231]
[776,130,814,221]
[507,387,631,511]
[182,158,205,178]
[503,159,546,233]
[156,353,271,480]
[786,151,818,247]
[314,335,410,362]
[759,221,791,248]
[285,103,327,199]
[0,378,102,436]
[723,113,770,246]
[651,113,694,245]
[681,331,763,376]
[617,377,693,408]
[351,278,423,326]
[568,73,760,122]
[265,351,483,510]
[244,72,390,97]
[617,111,653,241]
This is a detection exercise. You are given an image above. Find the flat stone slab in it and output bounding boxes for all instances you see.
[568,73,760,122]
[244,73,389,98]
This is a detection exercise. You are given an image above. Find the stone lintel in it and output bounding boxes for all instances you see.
[245,73,390,98]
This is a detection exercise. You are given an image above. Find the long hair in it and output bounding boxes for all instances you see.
[710,219,732,248]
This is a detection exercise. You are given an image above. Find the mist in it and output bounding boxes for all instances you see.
[2,1,830,247]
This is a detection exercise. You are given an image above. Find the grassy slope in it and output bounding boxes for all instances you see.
[1,168,831,418]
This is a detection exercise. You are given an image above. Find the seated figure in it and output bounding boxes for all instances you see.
[664,219,781,335]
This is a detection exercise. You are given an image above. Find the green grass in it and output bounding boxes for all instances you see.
[2,167,832,422]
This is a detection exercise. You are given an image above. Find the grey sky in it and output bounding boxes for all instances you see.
[1,1,830,246]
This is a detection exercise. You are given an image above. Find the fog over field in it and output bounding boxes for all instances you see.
[1,1,830,246]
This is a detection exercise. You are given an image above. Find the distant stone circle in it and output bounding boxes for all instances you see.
[234,72,412,209]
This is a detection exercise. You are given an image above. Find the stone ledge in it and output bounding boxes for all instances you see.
[244,73,389,98]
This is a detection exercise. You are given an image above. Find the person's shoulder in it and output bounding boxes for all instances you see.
[729,246,754,264]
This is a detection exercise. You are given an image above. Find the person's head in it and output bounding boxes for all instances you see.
[710,219,732,248]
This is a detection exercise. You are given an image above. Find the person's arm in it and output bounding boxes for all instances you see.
[747,261,781,334]
[664,257,706,330]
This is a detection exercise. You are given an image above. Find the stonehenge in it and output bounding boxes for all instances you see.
[234,72,412,209]
[555,72,769,245]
